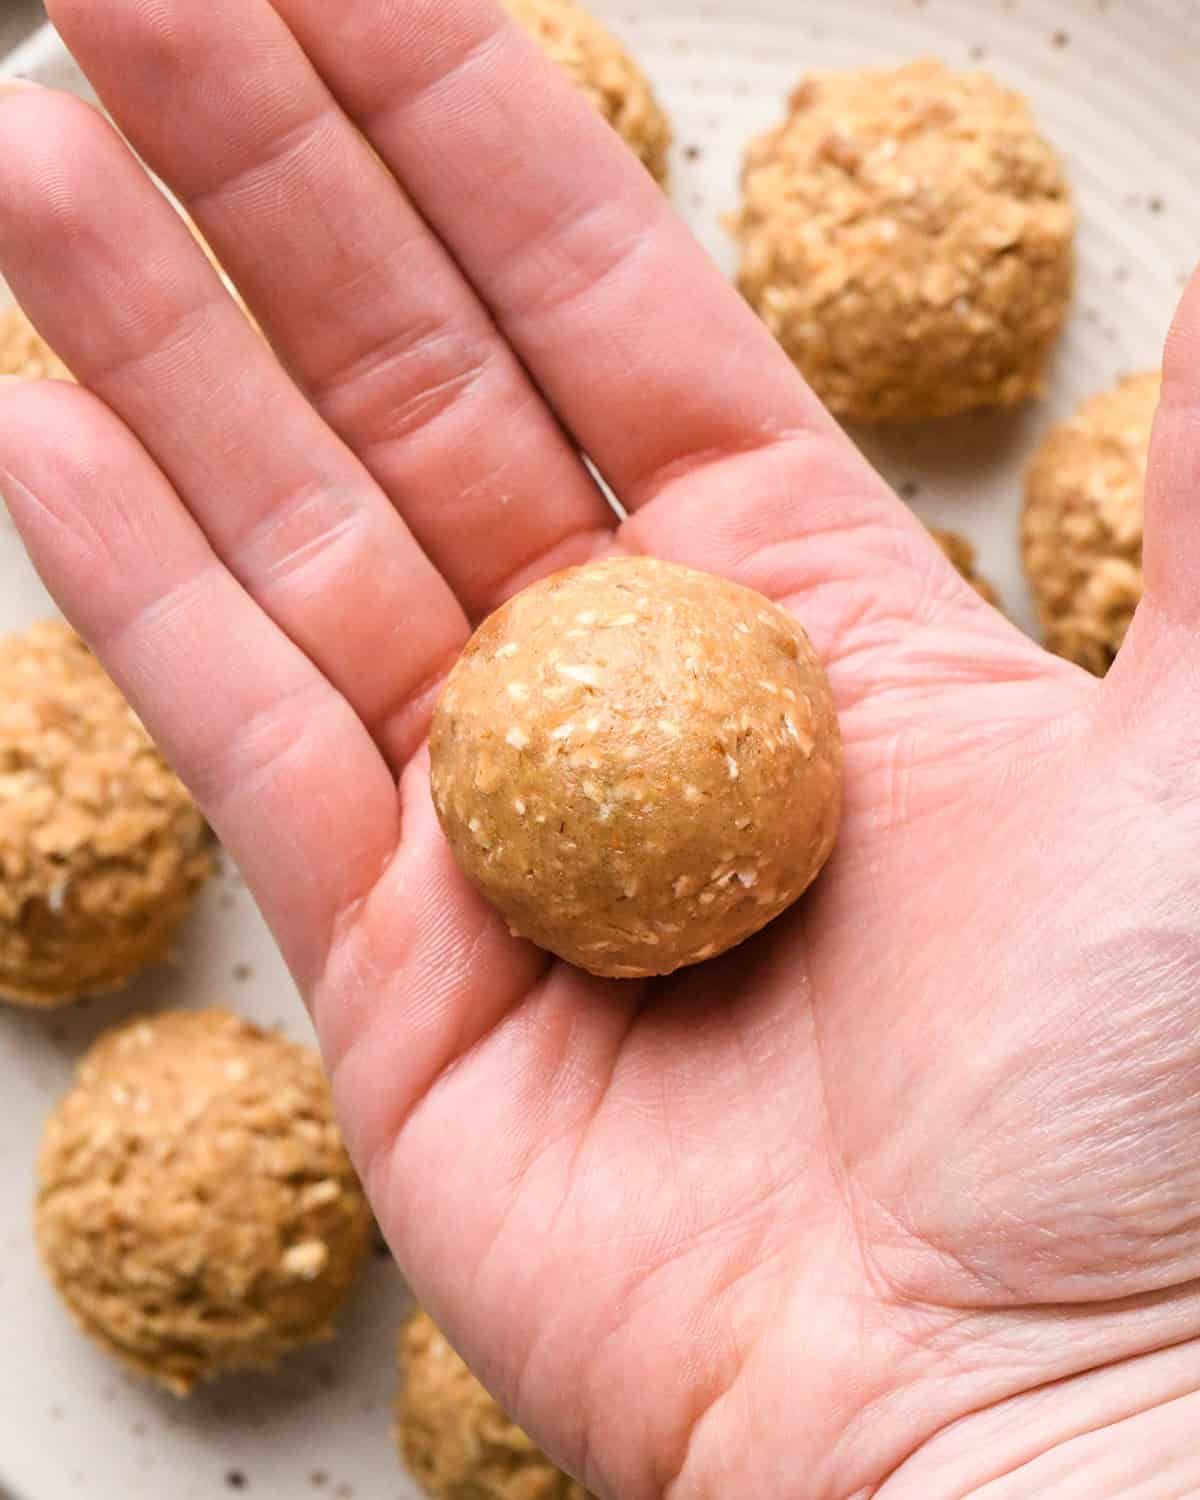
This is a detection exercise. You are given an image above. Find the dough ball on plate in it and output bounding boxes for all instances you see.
[930,527,1001,607]
[0,621,213,1008]
[733,59,1075,423]
[36,1008,371,1394]
[1022,371,1160,674]
[505,0,672,183]
[0,301,71,381]
[430,556,842,979]
[396,1308,589,1500]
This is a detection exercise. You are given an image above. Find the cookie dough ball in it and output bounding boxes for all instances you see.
[505,0,672,184]
[397,1309,589,1500]
[733,60,1075,423]
[0,622,214,1008]
[36,1008,372,1394]
[430,557,842,979]
[1022,371,1160,673]
[930,527,1001,607]
[0,301,71,381]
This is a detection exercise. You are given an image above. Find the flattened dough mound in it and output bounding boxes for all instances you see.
[1022,371,1160,673]
[734,60,1075,423]
[397,1308,589,1500]
[505,0,672,183]
[36,1008,372,1393]
[930,527,1001,608]
[0,621,213,1007]
[0,302,71,381]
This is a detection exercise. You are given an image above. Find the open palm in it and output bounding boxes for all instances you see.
[3,2,1200,1494]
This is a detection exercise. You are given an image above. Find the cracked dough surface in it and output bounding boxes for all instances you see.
[396,1308,590,1500]
[430,556,841,978]
[505,0,672,184]
[1022,370,1160,674]
[36,1008,372,1395]
[733,59,1075,423]
[0,621,214,1007]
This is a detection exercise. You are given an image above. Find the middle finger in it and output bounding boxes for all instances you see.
[50,0,616,619]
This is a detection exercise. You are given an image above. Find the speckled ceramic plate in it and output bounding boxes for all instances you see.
[1,3,1197,1496]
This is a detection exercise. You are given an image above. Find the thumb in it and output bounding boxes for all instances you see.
[1108,263,1200,701]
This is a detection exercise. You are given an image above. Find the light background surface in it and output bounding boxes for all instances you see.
[0,3,44,58]
[2,2,1198,1496]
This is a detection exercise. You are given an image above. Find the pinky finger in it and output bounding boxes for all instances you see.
[0,377,401,993]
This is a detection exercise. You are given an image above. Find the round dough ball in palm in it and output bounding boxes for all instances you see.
[36,1009,372,1394]
[0,621,214,1008]
[396,1308,589,1500]
[430,557,842,979]
[505,0,672,184]
[733,60,1075,424]
[1022,371,1160,674]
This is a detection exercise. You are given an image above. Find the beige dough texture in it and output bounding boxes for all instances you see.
[733,59,1075,424]
[396,1308,589,1500]
[0,621,214,1008]
[1022,371,1160,674]
[504,0,672,184]
[930,527,1001,608]
[0,302,71,381]
[36,1008,372,1395]
[430,556,842,979]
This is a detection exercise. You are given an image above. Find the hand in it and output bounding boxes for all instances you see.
[2,3,1199,1495]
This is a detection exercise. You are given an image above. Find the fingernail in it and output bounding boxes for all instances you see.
[0,78,42,94]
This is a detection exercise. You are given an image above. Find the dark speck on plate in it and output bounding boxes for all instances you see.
[226,1472,248,1491]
